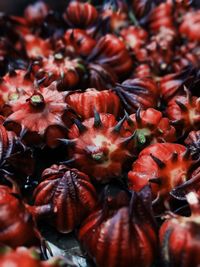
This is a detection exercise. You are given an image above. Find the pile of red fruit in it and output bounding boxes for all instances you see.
[0,0,200,266]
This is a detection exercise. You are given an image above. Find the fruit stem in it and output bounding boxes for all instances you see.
[91,151,106,162]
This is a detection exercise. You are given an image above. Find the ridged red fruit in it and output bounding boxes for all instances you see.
[65,88,120,119]
[4,82,74,147]
[79,186,157,267]
[149,1,175,33]
[128,143,195,208]
[33,165,97,233]
[24,34,52,59]
[160,67,195,102]
[180,10,200,42]
[0,70,33,115]
[120,26,147,60]
[0,185,39,247]
[88,34,133,79]
[33,53,85,90]
[124,108,176,149]
[113,77,159,114]
[166,93,200,133]
[64,29,96,57]
[63,1,98,28]
[87,63,117,91]
[67,113,134,182]
[160,192,200,267]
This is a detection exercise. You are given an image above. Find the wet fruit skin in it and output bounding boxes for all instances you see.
[68,113,135,183]
[180,10,200,42]
[160,192,200,267]
[32,54,85,90]
[1,1,200,266]
[33,165,97,233]
[0,69,34,115]
[166,94,200,133]
[23,34,52,59]
[124,108,176,148]
[78,186,157,267]
[63,1,98,28]
[113,77,159,114]
[0,185,39,248]
[88,34,133,79]
[64,29,96,57]
[65,88,121,119]
[4,82,74,148]
[128,143,194,207]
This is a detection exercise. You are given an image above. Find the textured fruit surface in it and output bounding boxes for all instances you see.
[124,108,176,148]
[114,77,159,114]
[79,186,157,267]
[4,82,73,147]
[0,185,39,247]
[1,0,200,266]
[128,143,194,206]
[65,89,120,119]
[34,165,97,233]
[68,113,134,182]
[160,192,200,267]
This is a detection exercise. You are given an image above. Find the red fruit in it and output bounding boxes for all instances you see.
[134,64,152,78]
[113,77,159,114]
[166,92,200,133]
[0,122,16,166]
[65,89,120,119]
[0,70,33,115]
[120,26,147,60]
[145,27,176,74]
[149,1,175,32]
[87,63,117,91]
[24,34,52,59]
[132,0,153,19]
[88,34,133,78]
[67,113,135,182]
[0,247,71,267]
[128,143,194,208]
[63,1,98,28]
[64,29,96,57]
[173,42,200,72]
[33,165,97,233]
[24,1,49,25]
[160,192,200,267]
[4,82,73,148]
[124,108,176,149]
[180,10,200,42]
[33,52,85,90]
[78,186,157,267]
[101,3,128,33]
[160,67,195,102]
[0,185,39,247]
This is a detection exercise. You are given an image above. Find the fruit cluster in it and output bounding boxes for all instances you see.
[0,0,200,266]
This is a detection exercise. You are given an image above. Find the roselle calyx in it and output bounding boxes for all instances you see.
[33,165,97,233]
[160,192,200,267]
[78,186,158,267]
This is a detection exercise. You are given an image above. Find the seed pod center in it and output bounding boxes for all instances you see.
[29,93,45,109]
